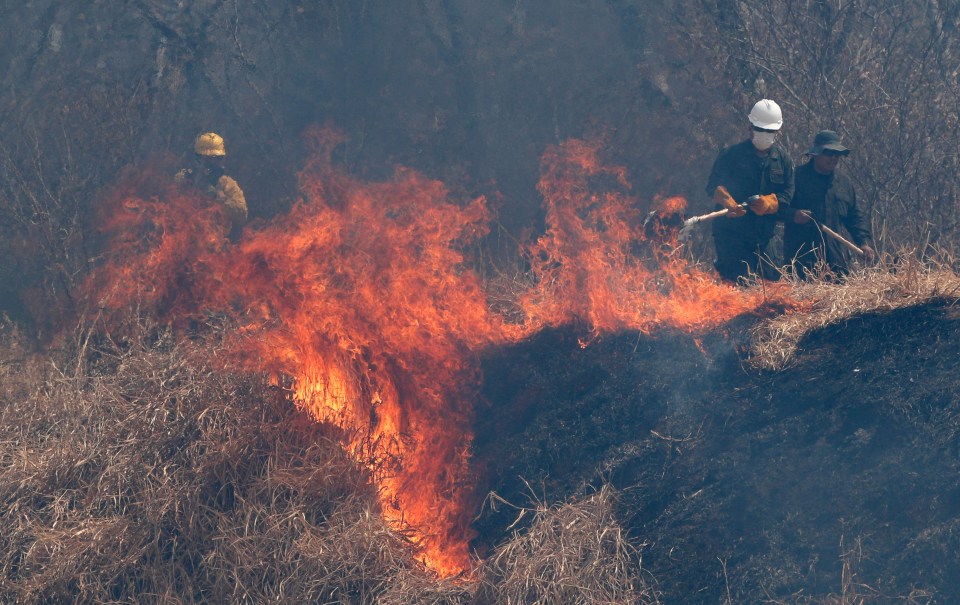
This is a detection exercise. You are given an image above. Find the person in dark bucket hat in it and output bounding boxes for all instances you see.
[806,130,850,156]
[785,129,874,279]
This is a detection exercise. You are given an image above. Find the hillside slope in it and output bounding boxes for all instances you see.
[476,300,960,603]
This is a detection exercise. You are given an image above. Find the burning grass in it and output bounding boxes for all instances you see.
[1,267,952,602]
[0,319,422,603]
[750,252,960,370]
[20,130,952,601]
[0,316,657,604]
[84,132,786,574]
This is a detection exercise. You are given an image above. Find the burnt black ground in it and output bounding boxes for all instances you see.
[473,300,960,604]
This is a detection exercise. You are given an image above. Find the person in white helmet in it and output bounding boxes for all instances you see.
[705,99,795,283]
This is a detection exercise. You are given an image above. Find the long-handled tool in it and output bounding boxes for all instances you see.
[678,195,759,239]
[680,201,749,226]
[796,211,864,256]
[679,197,865,258]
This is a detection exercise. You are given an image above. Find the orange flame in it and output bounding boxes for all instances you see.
[88,129,789,576]
[522,139,774,333]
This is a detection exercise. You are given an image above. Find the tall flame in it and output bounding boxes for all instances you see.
[522,138,771,332]
[87,128,788,575]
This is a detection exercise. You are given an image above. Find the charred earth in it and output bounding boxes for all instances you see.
[475,299,960,604]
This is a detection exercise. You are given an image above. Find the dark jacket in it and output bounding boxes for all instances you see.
[784,160,871,274]
[705,139,795,281]
[706,139,795,244]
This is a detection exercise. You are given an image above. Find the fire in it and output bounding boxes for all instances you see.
[522,139,772,333]
[87,128,789,576]
[653,195,688,215]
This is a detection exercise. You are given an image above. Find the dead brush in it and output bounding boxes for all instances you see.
[750,250,960,370]
[473,484,660,605]
[3,313,657,604]
[481,255,543,327]
[0,317,474,604]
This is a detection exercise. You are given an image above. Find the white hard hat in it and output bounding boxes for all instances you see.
[748,99,783,131]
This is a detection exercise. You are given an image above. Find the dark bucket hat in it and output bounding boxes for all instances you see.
[806,130,850,156]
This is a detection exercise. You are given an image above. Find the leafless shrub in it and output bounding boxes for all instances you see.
[0,79,148,333]
[482,264,541,325]
[670,0,960,263]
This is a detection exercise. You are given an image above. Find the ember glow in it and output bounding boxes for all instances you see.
[89,128,786,576]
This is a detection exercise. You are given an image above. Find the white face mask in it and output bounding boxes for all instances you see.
[752,131,777,151]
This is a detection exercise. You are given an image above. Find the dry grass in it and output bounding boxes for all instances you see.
[473,485,660,605]
[750,252,960,370]
[0,318,469,604]
[0,316,657,604]
[7,266,949,603]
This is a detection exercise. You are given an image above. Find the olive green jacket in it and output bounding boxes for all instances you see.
[785,161,871,272]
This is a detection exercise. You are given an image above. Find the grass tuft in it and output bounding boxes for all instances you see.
[474,485,660,605]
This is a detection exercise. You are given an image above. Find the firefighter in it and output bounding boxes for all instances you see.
[705,99,795,283]
[175,132,248,236]
[785,130,875,279]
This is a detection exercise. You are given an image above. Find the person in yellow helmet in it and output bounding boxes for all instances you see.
[175,132,248,237]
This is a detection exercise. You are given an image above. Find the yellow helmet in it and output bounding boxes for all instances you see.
[195,132,226,156]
